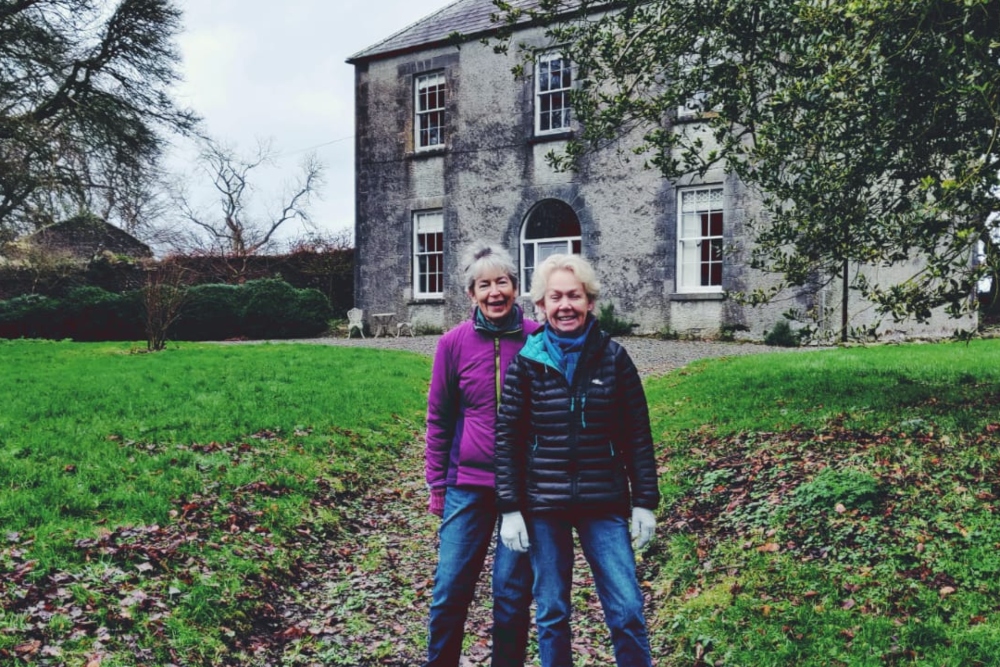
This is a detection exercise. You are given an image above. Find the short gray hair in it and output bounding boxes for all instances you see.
[460,242,519,293]
[529,253,600,305]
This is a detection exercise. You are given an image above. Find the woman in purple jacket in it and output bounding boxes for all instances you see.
[424,242,541,667]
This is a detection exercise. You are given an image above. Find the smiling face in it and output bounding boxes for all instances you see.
[470,267,518,323]
[542,268,593,335]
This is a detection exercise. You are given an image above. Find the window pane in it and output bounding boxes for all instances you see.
[681,212,700,238]
[539,240,567,261]
[522,200,582,289]
[677,187,723,291]
[524,200,581,239]
[537,54,571,134]
[415,211,444,297]
[709,211,723,237]
[416,73,446,149]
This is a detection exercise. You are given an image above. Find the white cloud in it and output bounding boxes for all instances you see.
[167,0,443,245]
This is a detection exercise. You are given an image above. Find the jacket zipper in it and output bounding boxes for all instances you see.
[494,338,501,415]
[568,377,580,501]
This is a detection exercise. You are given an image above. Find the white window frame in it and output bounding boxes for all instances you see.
[676,40,721,120]
[676,50,704,120]
[677,186,724,293]
[415,72,446,150]
[413,210,444,299]
[535,52,573,135]
[521,236,581,294]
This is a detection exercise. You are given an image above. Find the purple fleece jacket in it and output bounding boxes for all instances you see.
[425,309,540,491]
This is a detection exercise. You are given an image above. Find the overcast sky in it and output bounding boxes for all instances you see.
[169,0,446,246]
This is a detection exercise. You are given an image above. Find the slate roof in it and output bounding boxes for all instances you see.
[28,215,152,260]
[347,0,549,63]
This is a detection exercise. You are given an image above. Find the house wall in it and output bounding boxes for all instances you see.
[353,25,974,339]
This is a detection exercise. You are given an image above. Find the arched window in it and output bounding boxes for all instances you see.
[520,199,582,290]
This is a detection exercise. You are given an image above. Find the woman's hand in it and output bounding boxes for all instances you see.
[428,487,446,517]
[631,507,656,549]
[500,511,530,552]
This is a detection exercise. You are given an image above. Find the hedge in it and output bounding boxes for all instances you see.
[0,280,332,342]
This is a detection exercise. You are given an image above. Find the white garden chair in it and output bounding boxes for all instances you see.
[347,308,365,338]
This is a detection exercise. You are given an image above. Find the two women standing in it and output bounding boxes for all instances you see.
[424,246,658,667]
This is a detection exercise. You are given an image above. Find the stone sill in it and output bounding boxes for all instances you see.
[669,292,725,302]
[406,147,447,160]
[529,130,574,145]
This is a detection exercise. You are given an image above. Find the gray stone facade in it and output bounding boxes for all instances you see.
[348,0,972,341]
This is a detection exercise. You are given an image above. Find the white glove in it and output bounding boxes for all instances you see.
[631,507,656,550]
[500,511,530,552]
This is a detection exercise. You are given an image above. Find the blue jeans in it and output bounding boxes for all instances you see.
[425,486,533,667]
[528,512,653,667]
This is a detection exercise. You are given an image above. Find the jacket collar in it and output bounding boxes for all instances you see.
[520,317,609,374]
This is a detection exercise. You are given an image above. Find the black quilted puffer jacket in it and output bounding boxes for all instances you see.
[494,322,660,516]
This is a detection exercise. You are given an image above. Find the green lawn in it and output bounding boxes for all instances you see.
[644,339,1000,666]
[0,339,430,664]
[2,337,1000,665]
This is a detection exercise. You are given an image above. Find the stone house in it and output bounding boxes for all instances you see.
[347,0,970,340]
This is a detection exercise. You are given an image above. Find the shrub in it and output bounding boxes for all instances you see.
[597,303,637,337]
[239,279,333,339]
[288,288,333,338]
[0,278,334,342]
[763,319,802,347]
[240,279,301,339]
[60,286,142,341]
[174,283,243,341]
[0,294,60,338]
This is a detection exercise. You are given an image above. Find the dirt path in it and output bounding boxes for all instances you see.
[265,436,648,666]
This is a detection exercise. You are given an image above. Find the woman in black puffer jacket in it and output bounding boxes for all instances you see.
[495,253,659,667]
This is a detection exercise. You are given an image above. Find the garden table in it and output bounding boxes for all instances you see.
[371,312,396,338]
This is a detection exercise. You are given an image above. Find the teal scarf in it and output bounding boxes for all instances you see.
[542,319,593,384]
[473,304,523,338]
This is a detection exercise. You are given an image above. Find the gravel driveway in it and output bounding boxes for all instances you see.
[262,334,816,377]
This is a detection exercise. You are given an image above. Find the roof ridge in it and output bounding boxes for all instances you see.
[346,0,471,62]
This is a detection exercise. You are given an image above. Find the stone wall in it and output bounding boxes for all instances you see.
[352,24,975,340]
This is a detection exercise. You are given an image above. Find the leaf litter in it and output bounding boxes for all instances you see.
[1,430,638,665]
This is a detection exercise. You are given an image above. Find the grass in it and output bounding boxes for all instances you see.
[2,337,1000,665]
[643,339,1000,666]
[0,339,430,664]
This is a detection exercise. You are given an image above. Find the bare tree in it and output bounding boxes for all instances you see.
[171,137,325,277]
[139,257,191,351]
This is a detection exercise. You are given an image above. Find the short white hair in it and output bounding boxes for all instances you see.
[460,242,519,293]
[529,254,600,305]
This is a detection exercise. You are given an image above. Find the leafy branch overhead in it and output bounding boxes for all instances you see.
[491,0,1000,329]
